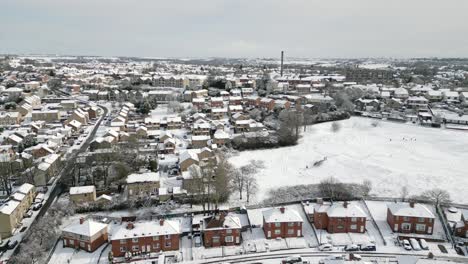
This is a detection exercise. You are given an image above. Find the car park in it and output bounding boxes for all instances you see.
[410,238,421,251]
[402,239,412,250]
[318,243,333,251]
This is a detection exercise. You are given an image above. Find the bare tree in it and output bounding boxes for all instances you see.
[400,186,409,202]
[361,179,372,197]
[244,174,258,204]
[420,188,451,206]
[231,169,245,200]
[0,162,15,195]
[318,176,353,200]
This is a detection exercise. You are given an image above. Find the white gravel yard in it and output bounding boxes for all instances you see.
[230,117,468,203]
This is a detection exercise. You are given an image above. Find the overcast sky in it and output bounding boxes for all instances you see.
[1,0,468,59]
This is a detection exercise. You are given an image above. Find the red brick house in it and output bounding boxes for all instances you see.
[62,218,108,252]
[454,210,468,238]
[262,207,303,239]
[201,213,242,247]
[244,96,261,107]
[111,219,180,258]
[259,98,275,111]
[387,202,435,235]
[311,201,367,233]
[210,97,224,108]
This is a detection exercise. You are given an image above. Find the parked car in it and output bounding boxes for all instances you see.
[454,245,466,256]
[319,255,344,264]
[419,239,429,250]
[410,238,421,251]
[350,254,362,261]
[318,243,333,251]
[194,235,201,247]
[24,210,33,218]
[360,243,376,251]
[32,203,42,211]
[402,239,412,250]
[7,240,18,250]
[0,240,10,252]
[344,244,360,251]
[282,255,304,264]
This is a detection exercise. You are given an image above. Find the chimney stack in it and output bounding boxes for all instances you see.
[409,201,415,208]
[280,51,284,77]
[280,207,285,214]
[79,217,85,225]
[317,198,323,205]
[343,201,348,208]
[159,219,165,226]
[126,222,134,230]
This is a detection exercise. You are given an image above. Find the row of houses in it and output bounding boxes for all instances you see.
[61,200,460,258]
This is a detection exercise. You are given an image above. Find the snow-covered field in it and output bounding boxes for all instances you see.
[230,117,468,203]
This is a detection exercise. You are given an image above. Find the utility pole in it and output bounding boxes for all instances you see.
[280,51,284,77]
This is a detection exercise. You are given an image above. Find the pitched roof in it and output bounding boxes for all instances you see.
[263,207,303,223]
[111,220,181,240]
[63,220,107,237]
[387,202,435,218]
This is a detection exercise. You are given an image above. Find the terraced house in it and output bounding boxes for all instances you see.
[111,219,180,257]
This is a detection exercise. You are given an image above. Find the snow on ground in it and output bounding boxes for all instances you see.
[48,243,107,264]
[230,117,468,203]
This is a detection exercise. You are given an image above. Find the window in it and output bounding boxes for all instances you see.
[132,238,139,243]
[226,229,232,234]
[225,236,234,243]
[120,239,126,244]
[212,236,220,243]
[418,217,425,222]
[153,243,160,249]
[288,222,294,227]
[165,235,171,239]
[275,223,281,228]
[79,242,85,248]
[351,217,357,222]
[132,245,139,251]
[403,216,410,222]
[350,224,357,230]
[287,229,294,235]
[120,246,127,253]
[165,241,171,247]
[153,236,159,241]
[274,230,281,235]
[337,225,344,229]
[416,224,426,231]
[402,223,411,231]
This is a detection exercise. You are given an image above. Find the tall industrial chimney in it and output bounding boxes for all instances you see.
[280,51,284,77]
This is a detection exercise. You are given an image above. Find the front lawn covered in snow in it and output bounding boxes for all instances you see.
[230,117,468,203]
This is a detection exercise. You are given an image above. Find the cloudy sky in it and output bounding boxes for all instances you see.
[1,0,468,58]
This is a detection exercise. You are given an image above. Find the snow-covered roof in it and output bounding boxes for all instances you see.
[111,220,181,240]
[126,172,160,184]
[214,130,230,139]
[63,220,107,237]
[70,185,96,195]
[326,202,366,218]
[387,202,435,218]
[263,207,303,223]
[0,200,20,215]
[17,183,34,195]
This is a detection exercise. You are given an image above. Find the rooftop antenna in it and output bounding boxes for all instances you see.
[280,51,284,77]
